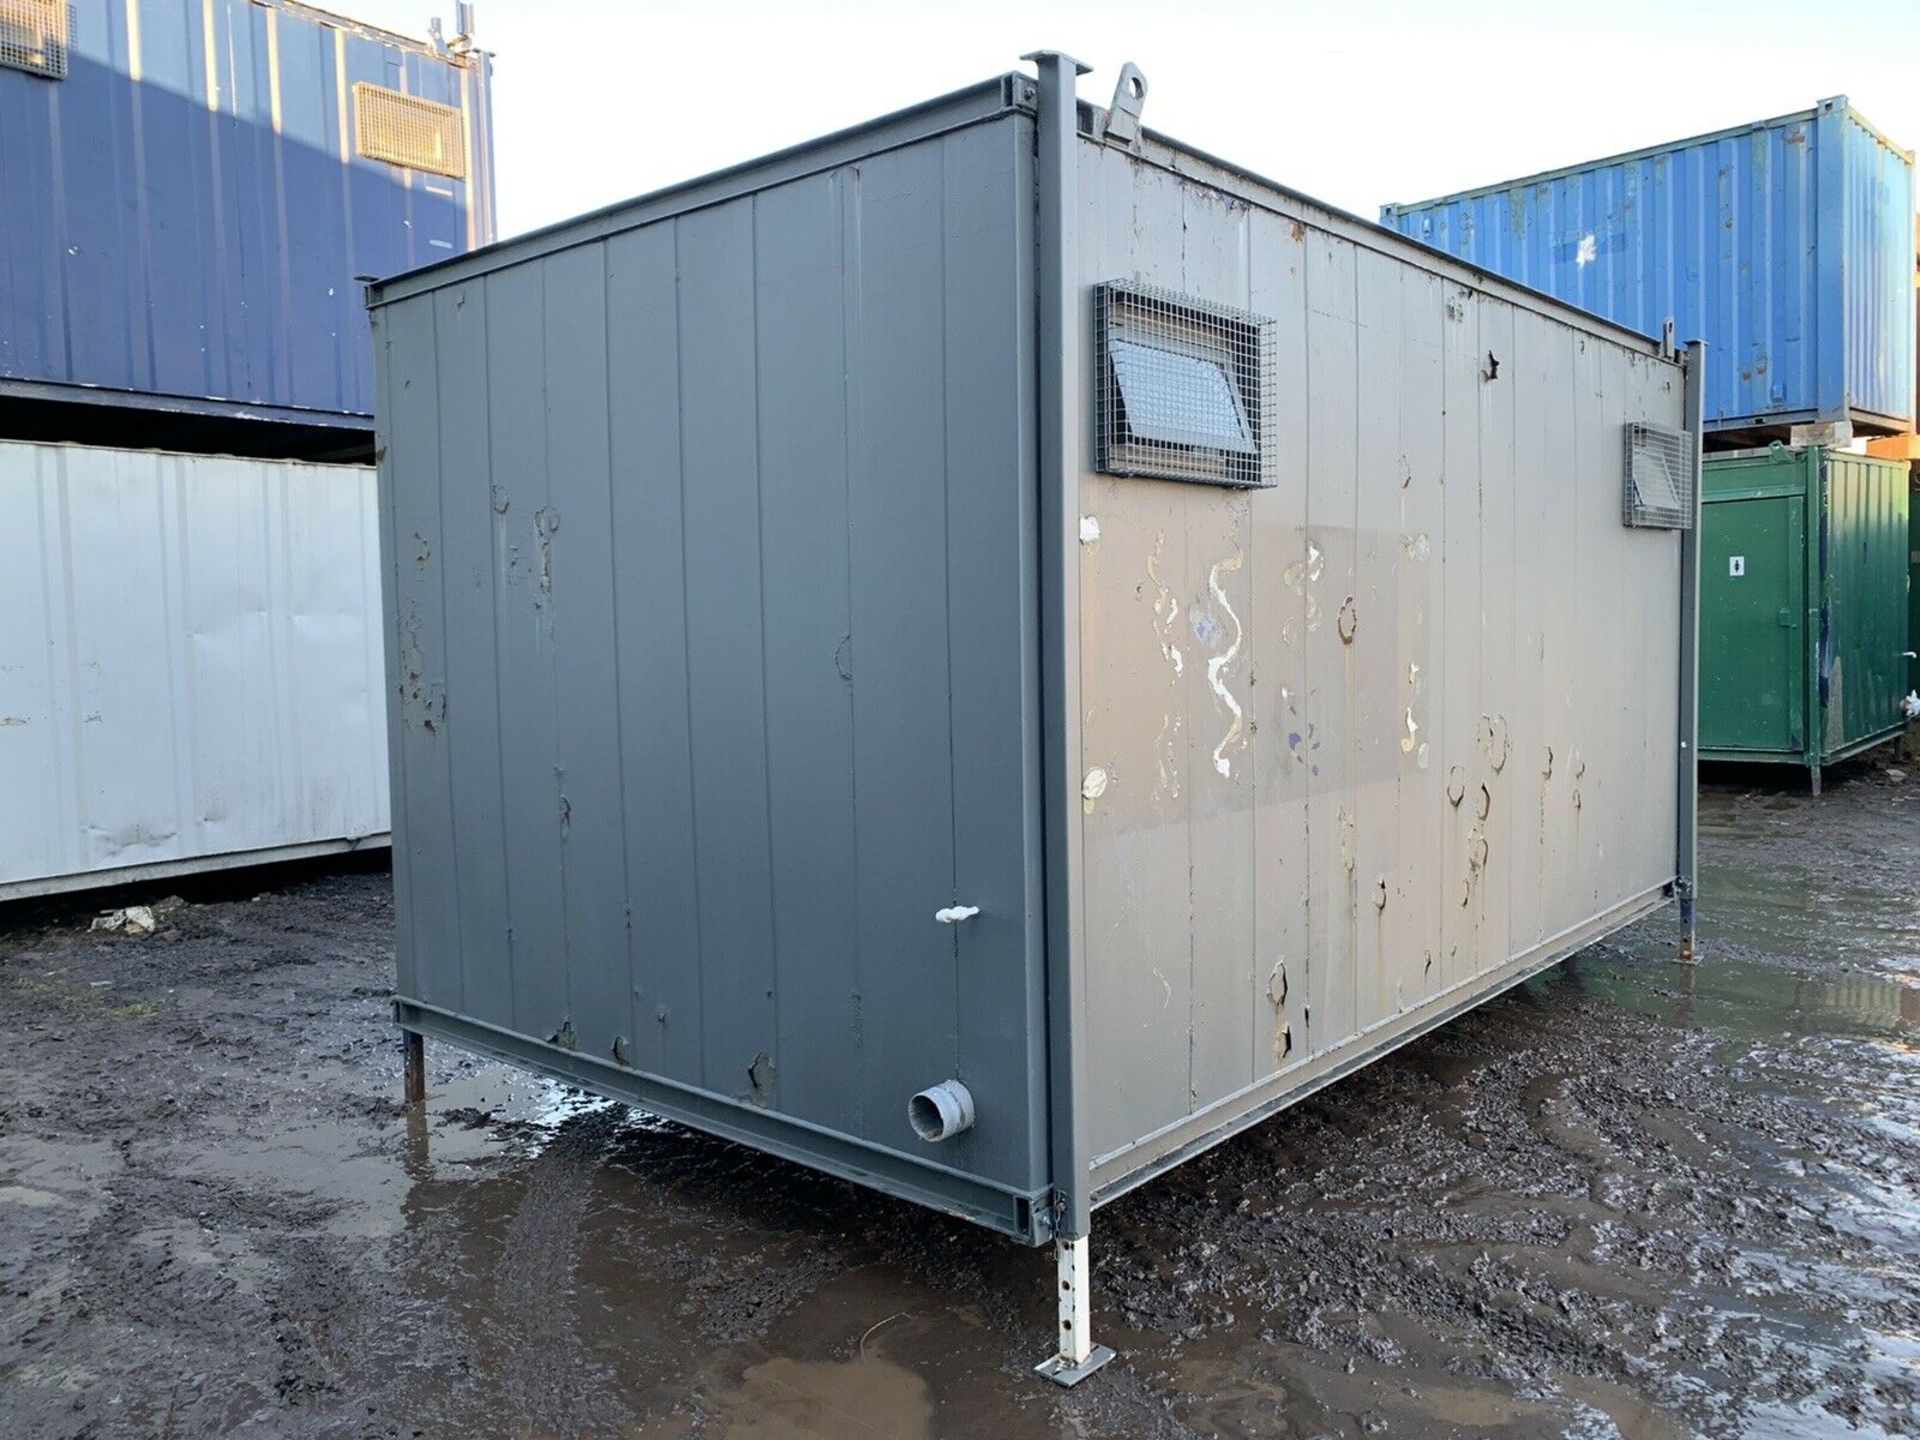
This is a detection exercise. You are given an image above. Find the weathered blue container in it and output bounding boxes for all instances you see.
[0,0,495,438]
[1382,98,1915,440]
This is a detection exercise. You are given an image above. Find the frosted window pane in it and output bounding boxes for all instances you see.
[1109,338,1255,454]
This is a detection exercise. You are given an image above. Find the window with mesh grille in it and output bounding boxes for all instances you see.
[353,83,467,179]
[0,0,69,80]
[1623,422,1695,529]
[1095,281,1277,488]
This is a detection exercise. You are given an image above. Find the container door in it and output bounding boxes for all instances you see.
[1700,495,1807,754]
[1910,476,1920,697]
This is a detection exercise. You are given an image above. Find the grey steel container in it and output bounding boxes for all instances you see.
[371,54,1700,1376]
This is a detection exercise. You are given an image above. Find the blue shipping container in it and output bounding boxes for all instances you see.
[0,0,495,430]
[1382,98,1915,438]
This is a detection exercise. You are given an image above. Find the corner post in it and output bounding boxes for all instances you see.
[1676,338,1706,963]
[1023,46,1113,1387]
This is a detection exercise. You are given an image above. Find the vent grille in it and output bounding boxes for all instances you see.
[353,83,466,179]
[1095,281,1277,488]
[1623,422,1695,529]
[0,0,68,79]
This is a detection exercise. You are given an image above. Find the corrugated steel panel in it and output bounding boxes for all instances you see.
[374,90,1053,1239]
[371,64,1688,1251]
[0,0,496,425]
[1698,444,1908,777]
[0,439,390,898]
[1382,99,1916,437]
[1911,467,1920,697]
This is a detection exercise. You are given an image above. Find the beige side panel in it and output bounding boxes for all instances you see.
[1074,143,1684,1184]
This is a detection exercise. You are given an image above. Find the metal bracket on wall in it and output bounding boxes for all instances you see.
[1099,63,1148,148]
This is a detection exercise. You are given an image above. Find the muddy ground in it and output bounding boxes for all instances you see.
[2,775,1917,1440]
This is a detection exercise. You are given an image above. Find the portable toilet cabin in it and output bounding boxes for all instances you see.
[1699,445,1910,789]
[371,52,1704,1381]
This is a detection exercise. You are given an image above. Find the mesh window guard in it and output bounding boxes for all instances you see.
[1623,422,1695,529]
[353,83,467,180]
[0,1,69,79]
[1095,281,1277,488]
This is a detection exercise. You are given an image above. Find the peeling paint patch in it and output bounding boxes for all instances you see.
[1152,713,1183,801]
[747,1050,775,1103]
[1480,713,1510,772]
[1400,707,1420,755]
[1146,533,1184,677]
[1336,597,1357,645]
[1082,766,1110,811]
[1401,532,1431,562]
[1281,541,1325,596]
[1205,549,1246,778]
[1079,515,1101,545]
[397,602,446,735]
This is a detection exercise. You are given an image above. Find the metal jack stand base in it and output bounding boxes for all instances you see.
[1035,1344,1116,1388]
[1033,1236,1115,1387]
[1676,893,1703,966]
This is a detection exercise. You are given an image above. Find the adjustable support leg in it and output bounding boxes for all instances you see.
[402,1029,426,1105]
[1034,1235,1115,1386]
[1676,882,1699,966]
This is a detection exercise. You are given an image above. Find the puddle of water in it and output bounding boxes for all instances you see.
[9,785,1920,1439]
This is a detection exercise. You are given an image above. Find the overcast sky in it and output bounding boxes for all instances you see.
[346,0,1920,241]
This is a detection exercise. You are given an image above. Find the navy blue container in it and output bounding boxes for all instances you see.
[0,0,495,435]
[1383,98,1915,440]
